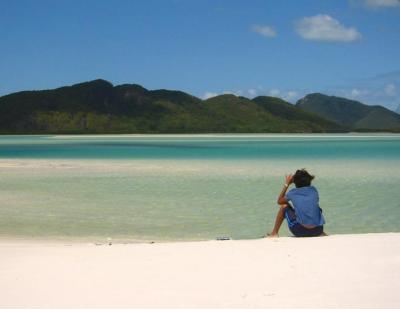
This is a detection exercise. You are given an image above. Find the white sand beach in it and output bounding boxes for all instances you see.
[1,233,399,309]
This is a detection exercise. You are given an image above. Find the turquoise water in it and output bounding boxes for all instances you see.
[1,134,399,160]
[0,134,399,241]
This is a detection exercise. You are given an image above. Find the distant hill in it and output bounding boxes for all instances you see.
[396,104,400,115]
[1,80,398,133]
[252,96,342,132]
[0,80,347,134]
[296,93,400,131]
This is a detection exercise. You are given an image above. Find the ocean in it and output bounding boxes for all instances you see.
[0,134,399,241]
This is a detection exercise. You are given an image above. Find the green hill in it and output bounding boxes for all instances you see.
[252,96,343,132]
[296,93,400,131]
[2,79,395,134]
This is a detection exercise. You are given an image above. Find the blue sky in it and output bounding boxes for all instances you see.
[1,0,400,110]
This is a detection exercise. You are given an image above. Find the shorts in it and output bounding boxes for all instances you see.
[284,206,324,237]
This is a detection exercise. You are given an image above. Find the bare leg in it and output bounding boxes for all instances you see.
[266,204,288,237]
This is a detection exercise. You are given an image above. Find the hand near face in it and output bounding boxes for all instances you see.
[285,174,293,185]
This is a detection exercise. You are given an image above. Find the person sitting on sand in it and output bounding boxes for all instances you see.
[267,169,326,237]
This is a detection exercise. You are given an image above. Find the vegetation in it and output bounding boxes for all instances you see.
[0,80,398,134]
[296,93,400,131]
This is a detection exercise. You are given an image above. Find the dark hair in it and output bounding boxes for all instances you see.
[293,169,314,188]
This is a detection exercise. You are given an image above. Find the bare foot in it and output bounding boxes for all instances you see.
[265,233,279,238]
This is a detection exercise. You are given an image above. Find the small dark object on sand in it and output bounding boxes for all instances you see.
[216,236,230,241]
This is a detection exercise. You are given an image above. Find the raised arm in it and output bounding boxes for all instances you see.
[277,174,293,205]
[266,174,294,237]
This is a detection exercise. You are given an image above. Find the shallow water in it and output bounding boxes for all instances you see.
[0,134,399,241]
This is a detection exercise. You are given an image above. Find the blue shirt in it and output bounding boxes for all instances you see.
[285,186,325,226]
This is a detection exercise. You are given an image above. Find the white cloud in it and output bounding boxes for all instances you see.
[247,89,257,97]
[285,91,299,100]
[251,25,277,38]
[202,92,218,100]
[328,80,400,111]
[339,88,370,100]
[295,14,361,42]
[281,90,302,102]
[384,84,396,96]
[268,89,281,97]
[202,90,243,99]
[362,0,400,7]
[266,89,302,103]
[350,88,361,98]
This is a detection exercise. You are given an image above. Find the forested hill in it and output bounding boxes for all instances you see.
[296,93,400,131]
[0,79,397,133]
